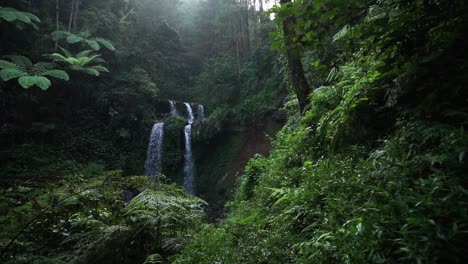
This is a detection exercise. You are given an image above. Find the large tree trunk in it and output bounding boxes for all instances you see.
[280,0,311,114]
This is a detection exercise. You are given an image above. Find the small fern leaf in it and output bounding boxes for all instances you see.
[86,40,100,50]
[96,38,115,51]
[0,68,27,81]
[19,75,51,90]
[41,70,69,81]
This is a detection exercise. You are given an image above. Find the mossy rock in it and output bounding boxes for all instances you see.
[162,116,187,184]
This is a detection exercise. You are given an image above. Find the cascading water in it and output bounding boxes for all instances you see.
[169,100,177,116]
[184,102,194,124]
[197,105,205,121]
[183,103,195,194]
[144,122,165,178]
[183,124,195,194]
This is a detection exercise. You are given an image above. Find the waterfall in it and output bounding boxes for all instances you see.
[144,122,165,178]
[183,103,195,194]
[183,124,195,194]
[184,102,194,124]
[169,100,177,116]
[198,105,205,121]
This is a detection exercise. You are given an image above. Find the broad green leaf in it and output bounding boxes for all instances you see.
[0,68,27,81]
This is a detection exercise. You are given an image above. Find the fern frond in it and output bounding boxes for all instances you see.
[50,30,71,41]
[4,55,33,67]
[33,62,58,71]
[0,7,40,29]
[0,59,20,70]
[58,47,72,58]
[91,65,109,73]
[95,38,116,51]
[41,70,69,81]
[18,75,51,90]
[0,68,27,81]
[85,40,100,50]
[66,34,83,44]
[75,50,95,59]
[76,67,100,76]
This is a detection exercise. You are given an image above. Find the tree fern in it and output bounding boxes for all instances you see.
[51,31,116,51]
[0,6,40,29]
[49,49,109,77]
[0,56,69,90]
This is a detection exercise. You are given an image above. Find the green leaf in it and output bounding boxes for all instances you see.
[33,62,59,72]
[51,30,71,41]
[96,38,115,51]
[0,59,19,70]
[50,53,69,62]
[0,68,27,81]
[41,70,69,81]
[86,40,100,51]
[79,68,100,76]
[91,65,109,73]
[18,76,51,90]
[76,50,95,58]
[67,35,83,44]
[271,41,282,50]
[4,55,33,67]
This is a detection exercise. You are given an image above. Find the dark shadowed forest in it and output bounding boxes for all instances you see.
[0,0,467,263]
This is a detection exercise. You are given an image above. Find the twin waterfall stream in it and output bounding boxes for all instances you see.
[144,101,204,195]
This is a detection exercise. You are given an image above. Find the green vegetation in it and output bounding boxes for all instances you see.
[1,0,467,263]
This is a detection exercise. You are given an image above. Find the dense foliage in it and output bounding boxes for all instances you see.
[175,0,468,263]
[1,0,467,263]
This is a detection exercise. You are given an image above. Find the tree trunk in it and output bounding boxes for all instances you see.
[72,0,80,32]
[280,0,311,114]
[55,0,59,49]
[68,0,75,32]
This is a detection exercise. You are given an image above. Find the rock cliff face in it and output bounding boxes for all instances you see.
[194,113,285,219]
